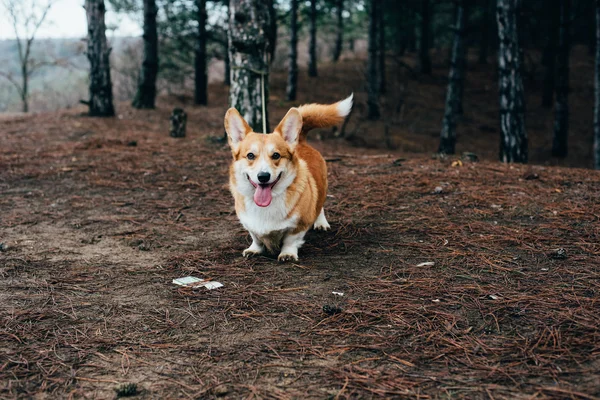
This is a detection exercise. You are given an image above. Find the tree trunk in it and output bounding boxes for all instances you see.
[308,0,318,77]
[552,0,571,158]
[224,0,231,85]
[195,0,208,105]
[438,0,467,155]
[378,0,386,94]
[333,0,343,62]
[85,0,115,117]
[497,0,527,163]
[595,0,600,169]
[367,0,380,120]
[132,0,158,109]
[418,0,432,74]
[478,0,491,64]
[286,0,298,101]
[266,0,277,62]
[456,1,470,116]
[21,63,28,113]
[228,0,272,132]
[542,4,560,108]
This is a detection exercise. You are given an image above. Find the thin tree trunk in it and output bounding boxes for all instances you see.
[333,0,343,62]
[286,0,298,101]
[195,0,208,105]
[132,0,158,109]
[542,5,560,108]
[595,0,600,169]
[456,1,469,115]
[228,0,272,132]
[367,0,380,120]
[378,0,386,94]
[478,0,491,64]
[21,63,28,113]
[497,0,527,163]
[85,0,115,117]
[438,0,466,154]
[308,0,318,77]
[224,0,231,85]
[418,0,432,74]
[552,0,571,158]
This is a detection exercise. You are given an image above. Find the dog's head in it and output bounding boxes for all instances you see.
[225,108,302,208]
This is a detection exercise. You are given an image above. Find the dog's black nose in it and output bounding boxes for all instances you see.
[257,172,271,183]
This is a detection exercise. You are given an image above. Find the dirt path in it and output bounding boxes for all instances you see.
[1,105,599,399]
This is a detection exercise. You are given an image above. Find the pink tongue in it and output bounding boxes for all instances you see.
[254,185,273,207]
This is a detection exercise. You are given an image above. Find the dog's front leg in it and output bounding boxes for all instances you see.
[243,232,265,257]
[278,230,307,262]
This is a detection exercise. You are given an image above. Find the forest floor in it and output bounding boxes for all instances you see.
[1,53,600,399]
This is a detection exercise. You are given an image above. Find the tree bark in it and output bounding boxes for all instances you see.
[418,0,432,74]
[478,0,491,64]
[85,0,115,117]
[595,0,600,169]
[438,0,467,155]
[378,0,386,94]
[228,0,272,132]
[497,0,527,163]
[542,4,560,108]
[286,0,298,101]
[333,0,343,62]
[594,0,600,170]
[367,0,380,120]
[308,0,318,77]
[224,0,231,85]
[552,0,571,158]
[132,0,158,109]
[195,0,208,105]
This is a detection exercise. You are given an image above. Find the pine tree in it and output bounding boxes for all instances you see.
[333,0,343,62]
[478,0,491,64]
[286,0,298,101]
[228,0,272,132]
[541,5,560,108]
[224,0,231,86]
[308,0,318,77]
[85,0,115,117]
[195,0,208,105]
[378,0,386,94]
[497,0,527,163]
[418,0,432,75]
[367,0,380,120]
[438,0,467,155]
[552,0,571,158]
[594,0,600,169]
[132,0,159,109]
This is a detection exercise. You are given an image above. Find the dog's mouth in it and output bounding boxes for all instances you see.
[247,172,282,207]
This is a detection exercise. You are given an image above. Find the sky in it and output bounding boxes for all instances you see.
[0,0,142,40]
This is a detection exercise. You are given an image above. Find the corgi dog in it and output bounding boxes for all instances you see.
[224,94,353,262]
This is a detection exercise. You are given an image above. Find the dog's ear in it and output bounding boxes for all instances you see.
[224,108,251,151]
[275,108,303,149]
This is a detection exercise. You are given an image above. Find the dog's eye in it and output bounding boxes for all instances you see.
[272,152,281,160]
[247,153,255,160]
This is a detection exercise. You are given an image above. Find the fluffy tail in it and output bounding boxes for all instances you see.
[298,94,353,140]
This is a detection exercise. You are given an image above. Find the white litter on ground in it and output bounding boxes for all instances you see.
[417,261,435,267]
[173,276,223,290]
[332,291,344,296]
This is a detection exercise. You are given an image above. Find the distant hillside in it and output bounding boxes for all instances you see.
[0,37,142,113]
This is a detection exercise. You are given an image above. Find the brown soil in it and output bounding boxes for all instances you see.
[1,56,600,399]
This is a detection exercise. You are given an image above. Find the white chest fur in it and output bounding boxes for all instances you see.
[237,196,298,238]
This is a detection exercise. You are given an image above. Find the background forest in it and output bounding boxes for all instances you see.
[2,0,600,169]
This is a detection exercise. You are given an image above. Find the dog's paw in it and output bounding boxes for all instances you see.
[313,220,331,231]
[243,248,263,258]
[278,252,298,262]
